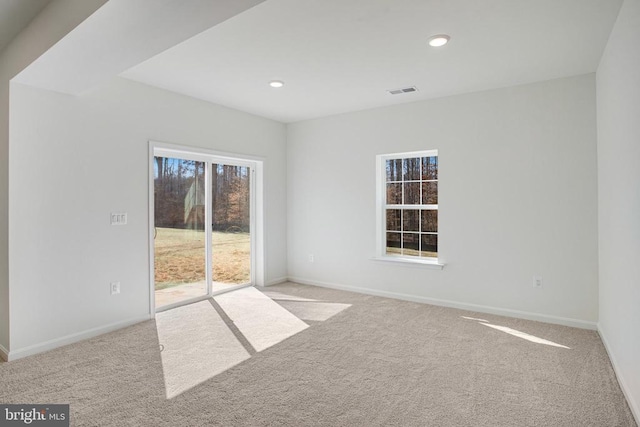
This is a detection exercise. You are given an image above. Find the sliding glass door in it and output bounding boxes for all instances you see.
[211,164,252,292]
[152,148,256,311]
[153,157,208,308]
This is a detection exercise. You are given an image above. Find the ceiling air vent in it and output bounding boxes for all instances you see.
[388,86,418,95]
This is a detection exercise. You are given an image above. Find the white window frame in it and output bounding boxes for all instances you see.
[374,149,444,269]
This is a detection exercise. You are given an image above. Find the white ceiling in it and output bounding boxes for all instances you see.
[0,0,51,53]
[121,0,623,123]
[14,0,264,95]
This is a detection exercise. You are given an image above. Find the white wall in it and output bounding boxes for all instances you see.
[0,0,107,357]
[0,71,8,355]
[596,0,640,420]
[8,77,286,354]
[288,74,598,327]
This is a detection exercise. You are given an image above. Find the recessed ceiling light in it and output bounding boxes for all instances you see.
[269,80,284,88]
[428,34,450,47]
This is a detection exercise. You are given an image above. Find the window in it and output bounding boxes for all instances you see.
[376,150,439,263]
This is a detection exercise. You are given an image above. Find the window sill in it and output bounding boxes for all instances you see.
[371,256,446,269]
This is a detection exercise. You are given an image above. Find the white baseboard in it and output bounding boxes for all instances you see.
[598,324,640,425]
[288,276,597,330]
[0,343,8,362]
[264,276,288,287]
[6,314,153,361]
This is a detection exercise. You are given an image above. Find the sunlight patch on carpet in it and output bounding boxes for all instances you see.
[461,315,489,323]
[214,287,309,352]
[156,301,250,398]
[261,291,319,302]
[155,287,352,399]
[462,316,570,349]
[480,323,571,349]
[275,301,352,322]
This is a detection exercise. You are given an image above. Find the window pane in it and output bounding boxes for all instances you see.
[421,234,438,257]
[403,233,420,255]
[154,157,207,308]
[422,156,438,180]
[386,159,402,182]
[212,164,251,287]
[402,210,419,232]
[422,182,438,204]
[404,182,420,204]
[386,183,402,204]
[421,210,437,232]
[386,209,401,231]
[386,232,402,255]
[403,157,421,181]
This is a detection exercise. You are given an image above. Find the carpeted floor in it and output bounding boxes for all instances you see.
[0,282,636,426]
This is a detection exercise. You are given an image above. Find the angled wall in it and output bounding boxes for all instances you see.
[596,0,640,421]
[0,0,107,359]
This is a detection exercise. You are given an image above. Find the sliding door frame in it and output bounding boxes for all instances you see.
[148,140,265,315]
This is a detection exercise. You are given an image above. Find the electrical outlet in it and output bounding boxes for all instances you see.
[308,254,314,263]
[110,282,121,295]
[533,276,543,289]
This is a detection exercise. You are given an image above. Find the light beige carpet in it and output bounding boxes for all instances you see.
[0,282,636,426]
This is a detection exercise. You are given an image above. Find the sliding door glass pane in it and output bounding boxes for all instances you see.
[154,157,207,308]
[212,164,251,291]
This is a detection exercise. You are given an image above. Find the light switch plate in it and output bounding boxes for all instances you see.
[110,213,127,225]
